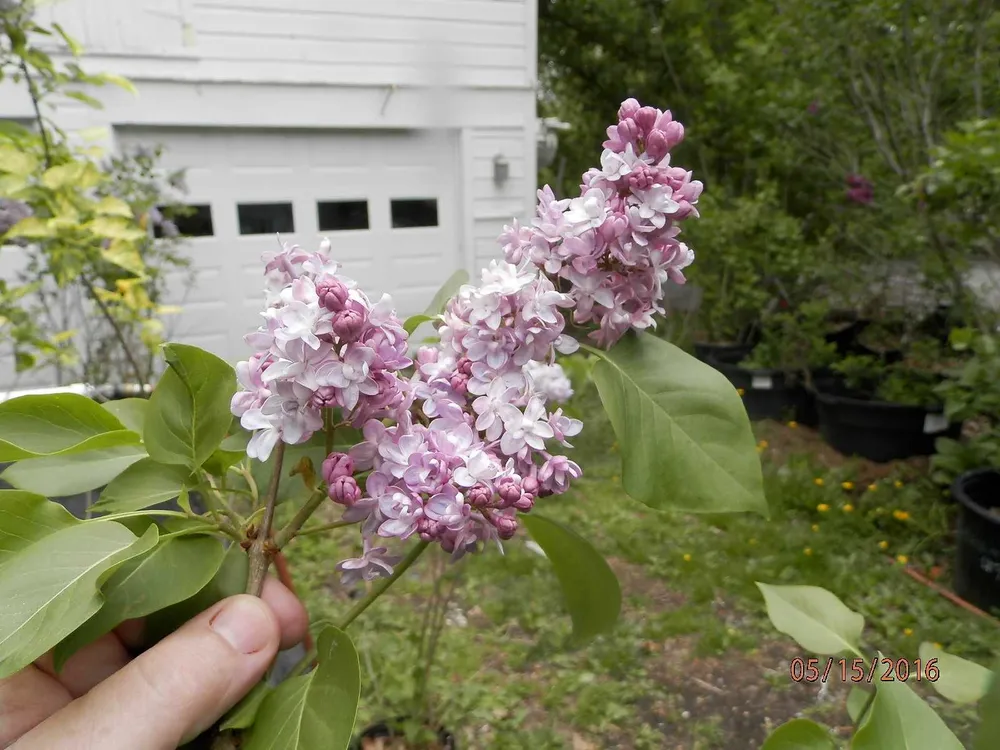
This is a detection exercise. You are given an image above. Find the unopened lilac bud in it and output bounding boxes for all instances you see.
[439,534,456,554]
[496,478,522,508]
[311,385,338,409]
[449,372,469,395]
[316,279,349,312]
[467,484,493,508]
[492,514,518,540]
[319,237,332,254]
[328,476,361,506]
[662,121,684,149]
[417,516,443,542]
[521,476,539,495]
[645,129,669,162]
[514,494,534,512]
[333,309,366,341]
[634,106,659,135]
[456,357,473,376]
[322,452,354,484]
[618,98,641,122]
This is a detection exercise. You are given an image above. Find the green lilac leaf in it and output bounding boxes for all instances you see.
[0,393,138,461]
[101,398,149,434]
[918,642,992,704]
[0,523,157,678]
[143,344,236,470]
[521,513,621,643]
[0,490,77,564]
[53,534,225,669]
[756,583,864,656]
[142,542,248,644]
[584,332,767,515]
[1,445,147,496]
[91,458,193,514]
[221,681,274,731]
[973,662,1000,750]
[423,269,469,317]
[244,626,361,749]
[761,718,836,749]
[851,655,964,750]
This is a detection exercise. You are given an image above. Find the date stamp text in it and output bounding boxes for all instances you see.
[788,657,940,684]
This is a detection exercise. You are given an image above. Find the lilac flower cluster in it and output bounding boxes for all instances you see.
[499,98,702,347]
[233,99,695,583]
[230,240,412,462]
[232,245,584,583]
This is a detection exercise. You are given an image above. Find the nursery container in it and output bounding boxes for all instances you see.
[824,318,871,356]
[951,469,1000,612]
[813,382,960,462]
[352,719,458,750]
[707,352,816,426]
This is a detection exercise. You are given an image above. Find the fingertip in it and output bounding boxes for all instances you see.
[261,577,309,650]
[208,594,283,656]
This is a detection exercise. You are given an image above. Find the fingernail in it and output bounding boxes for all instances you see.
[210,596,273,654]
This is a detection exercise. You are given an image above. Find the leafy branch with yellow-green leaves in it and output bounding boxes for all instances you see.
[0,1,187,386]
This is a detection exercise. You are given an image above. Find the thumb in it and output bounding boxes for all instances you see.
[19,595,281,750]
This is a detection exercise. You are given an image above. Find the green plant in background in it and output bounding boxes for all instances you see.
[758,583,996,750]
[0,1,181,385]
[740,300,839,383]
[683,185,818,345]
[932,330,1000,486]
[830,338,952,407]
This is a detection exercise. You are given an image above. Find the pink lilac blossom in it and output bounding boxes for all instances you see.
[234,98,695,584]
[499,98,702,348]
[232,240,586,583]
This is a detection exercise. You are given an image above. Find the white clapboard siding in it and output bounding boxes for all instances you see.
[468,126,535,272]
[38,0,533,90]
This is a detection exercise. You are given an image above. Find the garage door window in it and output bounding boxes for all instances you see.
[318,200,369,231]
[237,202,295,235]
[156,204,214,238]
[391,198,438,229]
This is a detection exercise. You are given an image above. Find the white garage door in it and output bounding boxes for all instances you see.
[116,127,462,364]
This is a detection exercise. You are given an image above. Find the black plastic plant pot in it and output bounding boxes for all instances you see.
[707,355,816,425]
[813,385,961,463]
[352,719,458,750]
[824,318,871,356]
[952,469,1000,612]
[693,341,755,364]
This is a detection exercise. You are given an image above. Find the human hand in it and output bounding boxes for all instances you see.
[0,578,308,750]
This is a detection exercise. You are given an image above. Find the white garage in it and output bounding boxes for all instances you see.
[0,0,539,388]
[116,128,461,363]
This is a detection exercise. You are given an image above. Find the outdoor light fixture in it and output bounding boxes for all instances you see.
[493,154,510,186]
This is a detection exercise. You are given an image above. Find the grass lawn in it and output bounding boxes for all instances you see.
[284,384,998,749]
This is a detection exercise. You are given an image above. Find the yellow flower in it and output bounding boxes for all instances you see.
[756,445,765,454]
[842,504,854,513]
[683,553,692,562]
[804,548,813,556]
[894,480,904,489]
[896,554,909,565]
[893,510,910,521]
[758,440,769,449]
[934,642,942,649]
[904,628,913,637]
[811,524,820,532]
[817,503,830,512]
[841,481,855,490]
[878,540,889,550]
[868,483,878,492]
[788,421,798,429]
[737,388,746,397]
[814,478,825,487]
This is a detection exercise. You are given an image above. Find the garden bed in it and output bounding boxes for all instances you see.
[285,405,994,749]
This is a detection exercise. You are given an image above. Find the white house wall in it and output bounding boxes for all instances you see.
[1,0,540,388]
[33,0,534,89]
